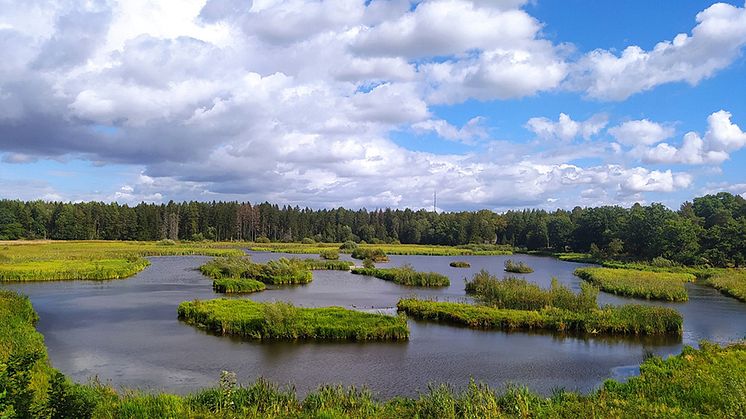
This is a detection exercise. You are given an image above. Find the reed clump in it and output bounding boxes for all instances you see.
[397,298,682,336]
[200,257,312,285]
[706,269,746,302]
[504,259,534,274]
[574,267,693,301]
[212,278,266,294]
[351,264,450,287]
[177,299,409,341]
[302,259,353,271]
[465,270,598,313]
[350,248,389,262]
[319,249,339,260]
[449,261,470,268]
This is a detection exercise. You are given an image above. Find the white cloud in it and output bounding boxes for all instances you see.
[608,119,674,146]
[412,117,487,144]
[569,2,746,100]
[526,113,607,141]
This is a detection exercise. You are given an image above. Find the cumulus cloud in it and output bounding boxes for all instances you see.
[608,119,675,146]
[568,1,746,100]
[412,117,487,144]
[526,113,608,141]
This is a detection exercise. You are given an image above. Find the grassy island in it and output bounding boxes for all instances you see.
[574,267,694,301]
[200,257,312,285]
[503,259,534,274]
[449,261,470,268]
[351,264,450,287]
[351,248,389,262]
[301,259,353,271]
[177,299,409,341]
[706,269,746,302]
[397,299,682,336]
[212,278,266,294]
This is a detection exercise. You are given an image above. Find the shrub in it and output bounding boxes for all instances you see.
[301,238,315,244]
[255,236,271,243]
[362,258,375,269]
[339,241,357,251]
[319,249,339,260]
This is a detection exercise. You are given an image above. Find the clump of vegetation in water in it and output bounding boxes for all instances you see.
[706,269,746,302]
[465,270,597,312]
[338,241,358,251]
[177,299,409,341]
[0,288,743,418]
[319,249,339,260]
[504,259,534,273]
[351,264,450,287]
[200,257,312,285]
[574,267,694,301]
[397,299,682,336]
[212,278,266,294]
[350,248,389,262]
[0,258,151,281]
[449,261,470,268]
[301,259,353,271]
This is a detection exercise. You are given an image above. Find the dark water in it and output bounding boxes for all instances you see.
[3,253,745,398]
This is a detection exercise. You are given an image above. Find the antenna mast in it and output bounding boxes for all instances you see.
[433,190,437,214]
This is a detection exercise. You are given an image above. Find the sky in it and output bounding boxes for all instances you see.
[0,0,745,212]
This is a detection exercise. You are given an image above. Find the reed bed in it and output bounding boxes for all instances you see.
[301,259,353,271]
[397,298,682,336]
[449,261,470,268]
[200,257,312,285]
[177,299,409,341]
[212,278,266,294]
[244,242,514,256]
[350,248,389,262]
[706,269,746,302]
[351,264,450,287]
[0,258,150,281]
[503,259,534,273]
[465,270,598,312]
[319,249,340,260]
[574,267,694,301]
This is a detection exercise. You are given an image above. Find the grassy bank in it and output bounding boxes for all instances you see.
[351,265,450,287]
[503,259,534,274]
[200,257,312,285]
[707,269,746,302]
[0,241,243,282]
[397,298,682,336]
[212,278,266,294]
[178,299,409,341]
[465,270,598,312]
[574,267,694,301]
[1,288,744,417]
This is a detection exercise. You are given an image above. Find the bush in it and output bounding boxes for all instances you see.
[339,241,358,251]
[362,258,375,269]
[301,238,315,244]
[319,249,339,260]
[255,236,271,244]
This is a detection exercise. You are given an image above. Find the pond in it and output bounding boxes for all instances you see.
[3,252,745,398]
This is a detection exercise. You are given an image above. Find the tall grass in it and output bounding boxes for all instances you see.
[0,258,150,281]
[504,259,534,273]
[319,249,339,260]
[351,264,450,287]
[465,270,598,312]
[177,299,409,341]
[200,257,312,285]
[397,298,682,336]
[212,278,266,294]
[245,242,514,256]
[351,248,389,262]
[302,259,353,271]
[707,269,746,302]
[574,267,694,301]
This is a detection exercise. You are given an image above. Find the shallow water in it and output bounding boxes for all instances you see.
[3,252,745,398]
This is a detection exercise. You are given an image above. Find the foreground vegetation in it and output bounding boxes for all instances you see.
[574,267,694,301]
[0,241,242,281]
[351,265,450,287]
[707,269,746,302]
[178,299,409,341]
[1,289,744,417]
[398,299,682,336]
[503,259,534,274]
[200,257,313,285]
[212,278,266,294]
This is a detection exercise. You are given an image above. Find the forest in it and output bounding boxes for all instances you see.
[0,192,744,267]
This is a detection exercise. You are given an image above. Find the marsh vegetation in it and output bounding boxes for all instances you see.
[449,261,470,268]
[706,269,746,302]
[574,267,694,301]
[351,264,450,287]
[503,259,534,274]
[212,278,266,294]
[200,257,312,285]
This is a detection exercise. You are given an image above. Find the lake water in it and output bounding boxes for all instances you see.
[3,252,745,398]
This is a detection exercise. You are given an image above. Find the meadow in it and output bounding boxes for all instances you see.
[177,299,409,341]
[573,267,694,301]
[351,265,450,287]
[397,298,683,336]
[707,269,746,302]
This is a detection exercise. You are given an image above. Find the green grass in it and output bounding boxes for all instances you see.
[449,261,470,268]
[302,259,353,271]
[503,259,534,274]
[319,249,340,260]
[574,267,694,301]
[0,241,243,282]
[351,248,389,262]
[397,298,682,336]
[465,270,598,312]
[200,257,313,285]
[178,299,409,341]
[707,269,746,302]
[244,242,514,256]
[351,264,450,287]
[212,278,266,294]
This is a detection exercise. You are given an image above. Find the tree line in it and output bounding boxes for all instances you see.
[0,192,744,266]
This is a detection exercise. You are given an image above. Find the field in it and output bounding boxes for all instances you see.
[178,299,409,341]
[397,298,683,336]
[574,267,695,301]
[707,269,746,302]
[351,265,450,287]
[0,241,242,281]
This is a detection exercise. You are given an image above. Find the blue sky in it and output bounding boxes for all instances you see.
[1,0,745,211]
